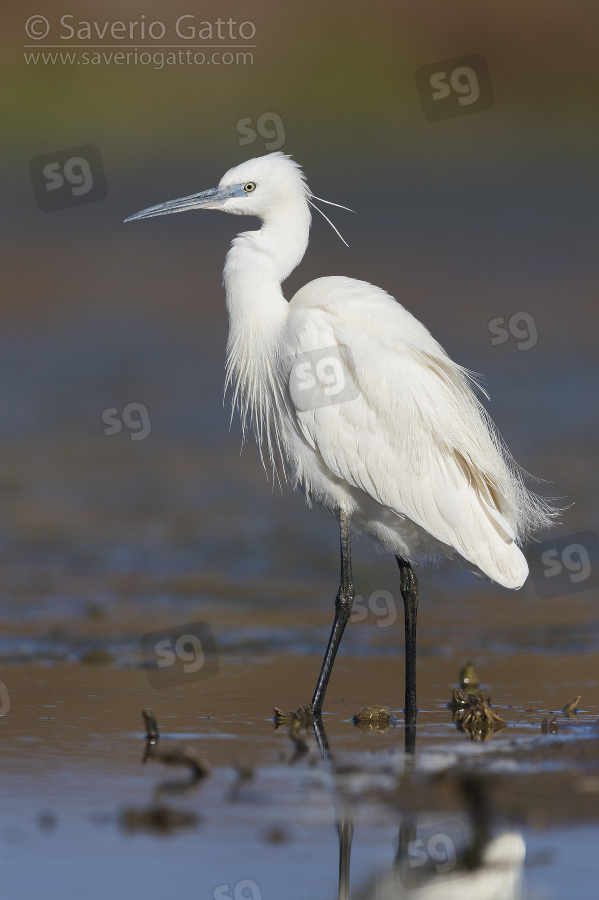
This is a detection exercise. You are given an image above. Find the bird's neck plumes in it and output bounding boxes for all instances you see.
[223,198,311,476]
[224,199,311,288]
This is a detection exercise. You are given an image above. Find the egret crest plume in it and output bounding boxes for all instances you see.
[307,194,355,247]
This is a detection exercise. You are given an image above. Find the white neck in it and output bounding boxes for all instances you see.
[222,199,311,467]
[223,200,311,313]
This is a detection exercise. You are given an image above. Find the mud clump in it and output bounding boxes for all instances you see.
[121,805,198,834]
[562,695,581,717]
[449,689,506,741]
[352,705,394,733]
[273,705,314,735]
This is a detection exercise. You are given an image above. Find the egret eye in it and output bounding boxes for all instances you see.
[244,182,256,193]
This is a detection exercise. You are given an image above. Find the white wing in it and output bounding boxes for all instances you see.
[283,276,534,588]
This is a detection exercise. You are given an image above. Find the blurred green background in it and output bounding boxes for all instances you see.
[0,0,598,647]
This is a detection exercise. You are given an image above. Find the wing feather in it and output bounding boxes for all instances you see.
[281,276,552,586]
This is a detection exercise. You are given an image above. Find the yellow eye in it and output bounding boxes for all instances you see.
[244,182,256,193]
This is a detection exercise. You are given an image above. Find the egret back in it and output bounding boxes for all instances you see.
[276,276,553,587]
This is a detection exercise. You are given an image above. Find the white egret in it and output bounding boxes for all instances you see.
[126,152,554,719]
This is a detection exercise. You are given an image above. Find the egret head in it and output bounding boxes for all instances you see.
[125,152,310,224]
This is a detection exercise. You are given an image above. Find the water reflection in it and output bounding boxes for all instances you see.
[120,710,209,834]
[115,682,599,896]
[356,831,526,900]
[306,715,525,900]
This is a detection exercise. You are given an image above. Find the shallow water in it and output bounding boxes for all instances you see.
[1,653,598,900]
[0,308,597,899]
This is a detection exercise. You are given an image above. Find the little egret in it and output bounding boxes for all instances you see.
[126,152,554,719]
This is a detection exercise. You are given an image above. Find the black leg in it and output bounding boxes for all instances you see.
[396,556,419,726]
[311,510,354,717]
[310,717,353,900]
[337,817,353,900]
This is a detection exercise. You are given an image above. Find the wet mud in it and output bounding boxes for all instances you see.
[1,645,598,899]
